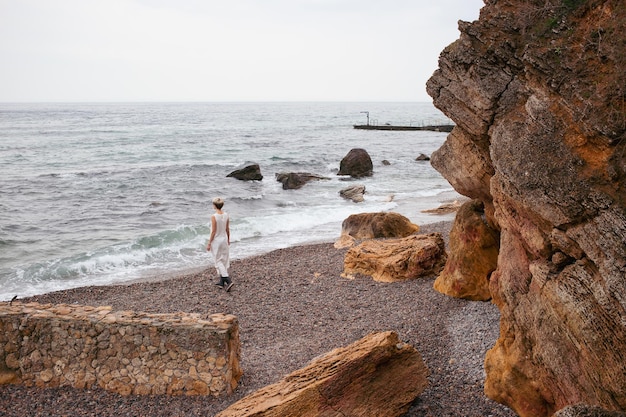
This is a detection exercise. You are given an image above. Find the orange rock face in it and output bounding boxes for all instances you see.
[216,331,429,417]
[342,233,446,282]
[433,200,499,301]
[428,0,626,416]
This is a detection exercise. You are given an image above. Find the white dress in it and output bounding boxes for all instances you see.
[210,213,230,277]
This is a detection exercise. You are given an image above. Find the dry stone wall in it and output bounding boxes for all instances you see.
[0,302,241,397]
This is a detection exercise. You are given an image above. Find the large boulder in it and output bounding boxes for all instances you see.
[428,1,626,416]
[216,331,429,417]
[337,148,373,178]
[342,233,446,282]
[340,212,420,240]
[227,164,263,181]
[433,199,499,301]
[335,211,419,249]
[275,172,329,190]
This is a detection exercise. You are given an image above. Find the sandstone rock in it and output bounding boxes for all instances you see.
[275,172,329,190]
[433,199,499,301]
[337,148,373,178]
[430,127,495,223]
[428,1,626,416]
[216,331,429,417]
[333,233,356,249]
[227,164,263,181]
[4,353,19,370]
[338,184,365,203]
[552,404,626,417]
[382,159,391,166]
[0,371,18,385]
[415,153,430,161]
[421,199,464,215]
[339,212,420,241]
[342,233,447,282]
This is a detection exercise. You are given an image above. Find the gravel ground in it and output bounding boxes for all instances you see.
[0,222,515,417]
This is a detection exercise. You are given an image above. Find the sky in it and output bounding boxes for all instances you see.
[0,0,484,102]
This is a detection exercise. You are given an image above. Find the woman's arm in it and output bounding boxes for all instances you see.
[226,217,230,245]
[207,215,217,251]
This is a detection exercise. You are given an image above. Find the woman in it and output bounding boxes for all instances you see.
[206,197,233,291]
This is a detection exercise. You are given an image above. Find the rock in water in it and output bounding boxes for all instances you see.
[216,331,429,417]
[339,184,366,203]
[433,199,499,301]
[227,164,263,181]
[275,172,329,190]
[342,233,447,282]
[337,148,373,178]
[427,1,626,416]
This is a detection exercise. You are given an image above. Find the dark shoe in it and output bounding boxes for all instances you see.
[225,283,234,292]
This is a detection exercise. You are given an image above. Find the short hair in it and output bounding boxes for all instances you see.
[212,197,224,209]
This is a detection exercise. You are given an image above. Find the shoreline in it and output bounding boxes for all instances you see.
[122,215,462,287]
[0,191,464,303]
[1,220,514,416]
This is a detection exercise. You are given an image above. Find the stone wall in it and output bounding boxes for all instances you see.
[0,302,242,396]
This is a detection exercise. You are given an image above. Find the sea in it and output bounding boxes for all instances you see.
[0,101,459,301]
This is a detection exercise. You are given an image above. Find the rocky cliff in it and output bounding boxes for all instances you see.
[427,0,626,416]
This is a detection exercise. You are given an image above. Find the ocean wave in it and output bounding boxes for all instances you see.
[231,200,395,242]
[2,224,209,291]
[39,170,115,179]
[0,102,455,301]
[231,194,264,201]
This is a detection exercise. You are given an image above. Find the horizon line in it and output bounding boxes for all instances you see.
[0,99,434,105]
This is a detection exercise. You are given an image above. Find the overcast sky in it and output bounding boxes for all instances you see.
[0,0,483,102]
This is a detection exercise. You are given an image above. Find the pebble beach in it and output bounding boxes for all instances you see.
[0,221,515,417]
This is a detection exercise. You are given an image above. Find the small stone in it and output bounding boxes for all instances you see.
[39,369,53,383]
[5,353,20,369]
